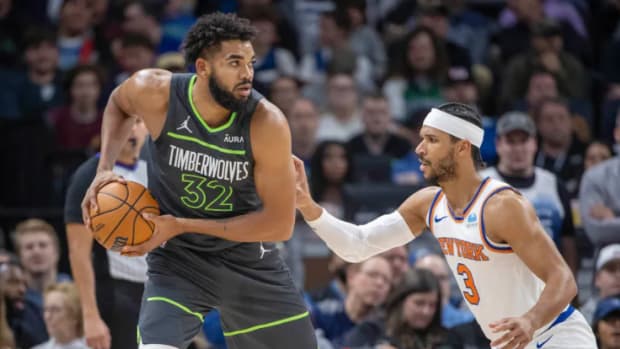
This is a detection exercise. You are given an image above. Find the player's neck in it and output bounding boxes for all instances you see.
[192,77,234,125]
[440,171,484,215]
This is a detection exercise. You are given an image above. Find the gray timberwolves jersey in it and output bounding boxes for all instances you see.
[146,73,263,251]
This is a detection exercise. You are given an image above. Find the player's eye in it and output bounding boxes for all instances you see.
[230,61,239,67]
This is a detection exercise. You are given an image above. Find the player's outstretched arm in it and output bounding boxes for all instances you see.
[81,69,171,226]
[485,191,577,349]
[295,156,437,262]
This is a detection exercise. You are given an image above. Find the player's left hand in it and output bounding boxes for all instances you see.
[489,316,535,349]
[120,214,183,256]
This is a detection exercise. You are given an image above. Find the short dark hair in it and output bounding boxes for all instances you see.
[182,12,256,64]
[321,10,352,33]
[121,33,155,51]
[437,102,486,169]
[22,27,57,50]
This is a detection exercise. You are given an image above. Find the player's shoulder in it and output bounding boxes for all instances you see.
[122,69,172,96]
[400,186,442,214]
[483,188,528,219]
[251,97,288,133]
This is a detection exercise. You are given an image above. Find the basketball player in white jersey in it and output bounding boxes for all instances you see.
[294,103,596,349]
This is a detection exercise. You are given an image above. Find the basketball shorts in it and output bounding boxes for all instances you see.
[137,242,317,349]
[492,306,596,349]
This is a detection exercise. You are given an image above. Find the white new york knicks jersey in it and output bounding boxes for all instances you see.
[426,177,596,348]
[426,177,542,339]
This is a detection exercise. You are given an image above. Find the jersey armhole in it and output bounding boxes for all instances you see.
[479,186,518,253]
[426,190,444,233]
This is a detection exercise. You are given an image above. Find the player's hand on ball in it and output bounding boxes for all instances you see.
[489,316,535,349]
[81,170,126,227]
[83,315,111,349]
[121,213,183,256]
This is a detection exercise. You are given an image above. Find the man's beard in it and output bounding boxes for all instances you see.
[209,74,249,112]
[425,153,457,185]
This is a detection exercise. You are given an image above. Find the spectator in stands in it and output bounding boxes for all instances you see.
[0,28,63,120]
[337,0,387,81]
[340,268,461,348]
[534,97,586,197]
[481,111,578,274]
[160,0,196,54]
[310,141,353,218]
[492,0,546,64]
[579,112,620,251]
[56,0,97,71]
[11,219,71,348]
[121,0,174,54]
[316,73,363,142]
[383,27,448,122]
[268,75,301,116]
[390,108,426,186]
[416,2,472,68]
[380,246,410,287]
[347,93,411,160]
[244,6,297,94]
[47,64,104,151]
[288,98,320,165]
[0,0,21,68]
[311,256,392,343]
[309,253,349,304]
[501,19,587,111]
[32,282,89,349]
[0,253,26,313]
[414,253,475,329]
[592,295,620,349]
[581,244,620,324]
[585,141,613,171]
[299,10,373,101]
[65,117,148,349]
[0,271,15,349]
[0,255,25,348]
[110,33,156,87]
[520,70,559,114]
[498,0,599,63]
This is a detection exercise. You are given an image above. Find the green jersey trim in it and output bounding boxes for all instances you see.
[166,132,246,155]
[187,74,237,133]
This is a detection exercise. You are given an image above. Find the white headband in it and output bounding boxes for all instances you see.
[422,108,484,148]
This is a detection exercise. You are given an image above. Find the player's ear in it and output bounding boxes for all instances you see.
[458,139,470,157]
[195,57,210,78]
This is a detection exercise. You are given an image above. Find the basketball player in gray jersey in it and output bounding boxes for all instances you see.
[80,13,316,349]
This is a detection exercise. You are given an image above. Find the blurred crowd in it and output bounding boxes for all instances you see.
[1,0,620,348]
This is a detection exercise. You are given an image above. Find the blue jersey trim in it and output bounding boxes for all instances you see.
[480,186,515,251]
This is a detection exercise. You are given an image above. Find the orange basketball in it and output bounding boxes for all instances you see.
[88,181,160,251]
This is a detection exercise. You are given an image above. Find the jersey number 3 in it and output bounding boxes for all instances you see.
[180,173,233,212]
[457,263,480,305]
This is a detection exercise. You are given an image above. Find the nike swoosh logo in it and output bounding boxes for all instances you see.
[434,216,448,223]
[536,335,553,348]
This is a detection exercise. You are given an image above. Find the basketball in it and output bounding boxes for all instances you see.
[88,181,160,251]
